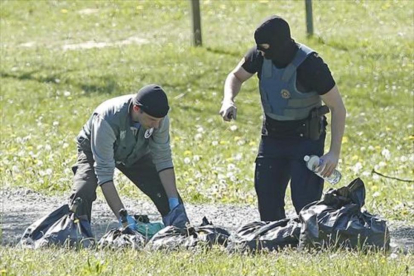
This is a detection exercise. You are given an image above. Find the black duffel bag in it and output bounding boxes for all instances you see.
[19,198,95,249]
[227,218,301,253]
[299,178,390,251]
[146,217,230,251]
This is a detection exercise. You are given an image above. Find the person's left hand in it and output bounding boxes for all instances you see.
[162,204,189,228]
[118,215,137,231]
[318,151,339,178]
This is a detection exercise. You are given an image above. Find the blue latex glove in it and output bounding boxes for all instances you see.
[162,204,189,228]
[118,215,137,230]
[168,197,180,211]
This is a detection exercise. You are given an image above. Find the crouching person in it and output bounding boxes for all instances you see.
[70,84,189,229]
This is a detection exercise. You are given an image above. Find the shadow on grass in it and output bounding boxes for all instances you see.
[205,47,242,58]
[1,70,119,95]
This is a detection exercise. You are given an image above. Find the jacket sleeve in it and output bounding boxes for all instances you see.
[90,115,117,185]
[149,116,174,172]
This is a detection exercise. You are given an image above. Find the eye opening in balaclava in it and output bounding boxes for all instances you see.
[254,15,298,67]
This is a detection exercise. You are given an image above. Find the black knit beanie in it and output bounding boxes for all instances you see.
[133,84,169,118]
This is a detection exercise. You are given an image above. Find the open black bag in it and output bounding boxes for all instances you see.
[145,217,230,251]
[227,218,301,253]
[98,226,146,250]
[19,198,95,249]
[299,178,390,251]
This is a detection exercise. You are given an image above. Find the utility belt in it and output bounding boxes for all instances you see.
[264,106,329,140]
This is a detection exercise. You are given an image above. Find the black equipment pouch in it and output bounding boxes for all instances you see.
[305,106,329,140]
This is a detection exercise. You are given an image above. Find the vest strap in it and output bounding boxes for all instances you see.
[262,59,273,79]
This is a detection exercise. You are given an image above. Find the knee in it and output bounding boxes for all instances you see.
[71,185,97,203]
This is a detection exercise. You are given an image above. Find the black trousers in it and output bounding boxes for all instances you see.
[254,133,326,221]
[69,150,181,222]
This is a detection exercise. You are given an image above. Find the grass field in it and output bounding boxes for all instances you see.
[1,0,413,275]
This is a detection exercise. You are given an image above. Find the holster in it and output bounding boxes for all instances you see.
[301,106,329,140]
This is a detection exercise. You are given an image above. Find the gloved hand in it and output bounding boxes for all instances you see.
[219,100,237,121]
[118,214,137,231]
[168,197,180,210]
[162,204,189,229]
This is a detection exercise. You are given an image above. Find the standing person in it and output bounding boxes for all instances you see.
[71,84,189,228]
[219,15,346,221]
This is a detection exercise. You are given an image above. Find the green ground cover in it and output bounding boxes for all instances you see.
[1,1,413,275]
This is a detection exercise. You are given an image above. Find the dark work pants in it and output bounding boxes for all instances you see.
[70,151,181,222]
[254,133,325,221]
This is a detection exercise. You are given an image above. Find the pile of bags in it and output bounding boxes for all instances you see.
[19,178,390,252]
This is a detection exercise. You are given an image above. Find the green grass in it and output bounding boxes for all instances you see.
[1,0,413,275]
[0,247,413,276]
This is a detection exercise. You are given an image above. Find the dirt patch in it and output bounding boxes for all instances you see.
[62,37,149,51]
[1,188,413,253]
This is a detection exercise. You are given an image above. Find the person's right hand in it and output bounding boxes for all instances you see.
[219,100,237,121]
[162,204,189,228]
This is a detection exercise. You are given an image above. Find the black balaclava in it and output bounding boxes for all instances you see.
[254,15,298,68]
[133,84,169,118]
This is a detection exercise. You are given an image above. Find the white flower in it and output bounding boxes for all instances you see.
[234,153,243,161]
[197,126,204,133]
[194,133,203,140]
[230,125,238,131]
[45,145,52,151]
[351,162,363,174]
[53,121,59,126]
[362,171,370,177]
[227,163,235,171]
[62,143,69,149]
[63,91,71,97]
[193,155,200,162]
[378,161,387,167]
[184,157,191,164]
[212,141,218,146]
[381,149,391,160]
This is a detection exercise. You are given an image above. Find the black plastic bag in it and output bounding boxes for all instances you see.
[19,198,95,249]
[299,178,390,251]
[98,226,146,250]
[146,217,230,251]
[227,218,301,253]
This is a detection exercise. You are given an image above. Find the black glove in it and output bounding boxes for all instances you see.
[162,204,189,228]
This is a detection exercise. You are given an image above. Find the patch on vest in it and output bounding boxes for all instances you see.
[144,128,154,139]
[280,89,291,99]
